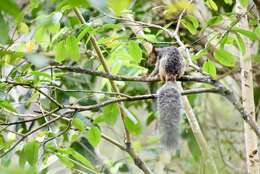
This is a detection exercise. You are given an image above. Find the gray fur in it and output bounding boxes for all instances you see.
[157,81,182,150]
[155,46,185,80]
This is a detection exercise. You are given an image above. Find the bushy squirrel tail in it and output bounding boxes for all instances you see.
[157,81,182,150]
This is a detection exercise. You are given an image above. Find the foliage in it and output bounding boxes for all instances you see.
[0,0,260,174]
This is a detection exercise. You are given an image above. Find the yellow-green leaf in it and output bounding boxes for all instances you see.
[202,60,217,78]
[214,49,236,67]
[87,127,101,147]
[206,0,218,11]
[108,0,131,16]
[128,41,142,64]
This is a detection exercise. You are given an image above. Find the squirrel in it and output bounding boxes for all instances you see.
[149,46,185,150]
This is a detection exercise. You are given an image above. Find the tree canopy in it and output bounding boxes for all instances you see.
[0,0,260,174]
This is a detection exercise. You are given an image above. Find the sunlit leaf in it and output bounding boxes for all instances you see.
[181,19,197,34]
[207,16,223,26]
[240,0,248,7]
[186,15,199,29]
[205,0,218,11]
[224,0,233,4]
[18,22,29,33]
[214,49,236,67]
[23,140,39,166]
[125,115,142,135]
[108,0,131,16]
[87,127,101,147]
[72,117,85,132]
[128,41,142,64]
[202,60,217,78]
[232,27,257,41]
[56,153,74,168]
[255,27,260,40]
[0,13,9,44]
[66,35,80,61]
[0,100,16,112]
[54,40,67,62]
[0,0,22,20]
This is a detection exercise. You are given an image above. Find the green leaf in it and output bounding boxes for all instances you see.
[67,0,90,8]
[108,0,131,16]
[192,49,208,61]
[0,100,16,112]
[207,16,223,26]
[0,13,9,44]
[72,117,85,132]
[240,0,248,7]
[54,40,67,62]
[143,34,158,43]
[235,34,246,55]
[0,0,22,20]
[202,60,217,78]
[18,22,29,33]
[56,153,74,168]
[77,25,94,41]
[31,71,51,79]
[125,115,142,135]
[255,27,260,40]
[0,50,24,59]
[232,27,257,41]
[205,0,218,11]
[96,104,119,125]
[224,0,233,4]
[87,127,101,147]
[23,140,39,166]
[60,148,95,170]
[66,35,80,61]
[214,49,236,67]
[181,19,197,35]
[128,41,142,64]
[186,15,199,29]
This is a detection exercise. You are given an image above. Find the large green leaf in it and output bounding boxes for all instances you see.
[66,35,80,61]
[125,114,142,135]
[202,60,217,78]
[207,16,223,26]
[181,19,197,35]
[108,0,131,16]
[54,40,67,62]
[23,140,39,166]
[205,0,218,11]
[59,148,95,170]
[0,13,9,44]
[0,0,22,20]
[72,117,85,132]
[94,104,119,125]
[214,49,236,67]
[0,100,16,112]
[87,127,101,147]
[232,27,257,41]
[128,41,142,64]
